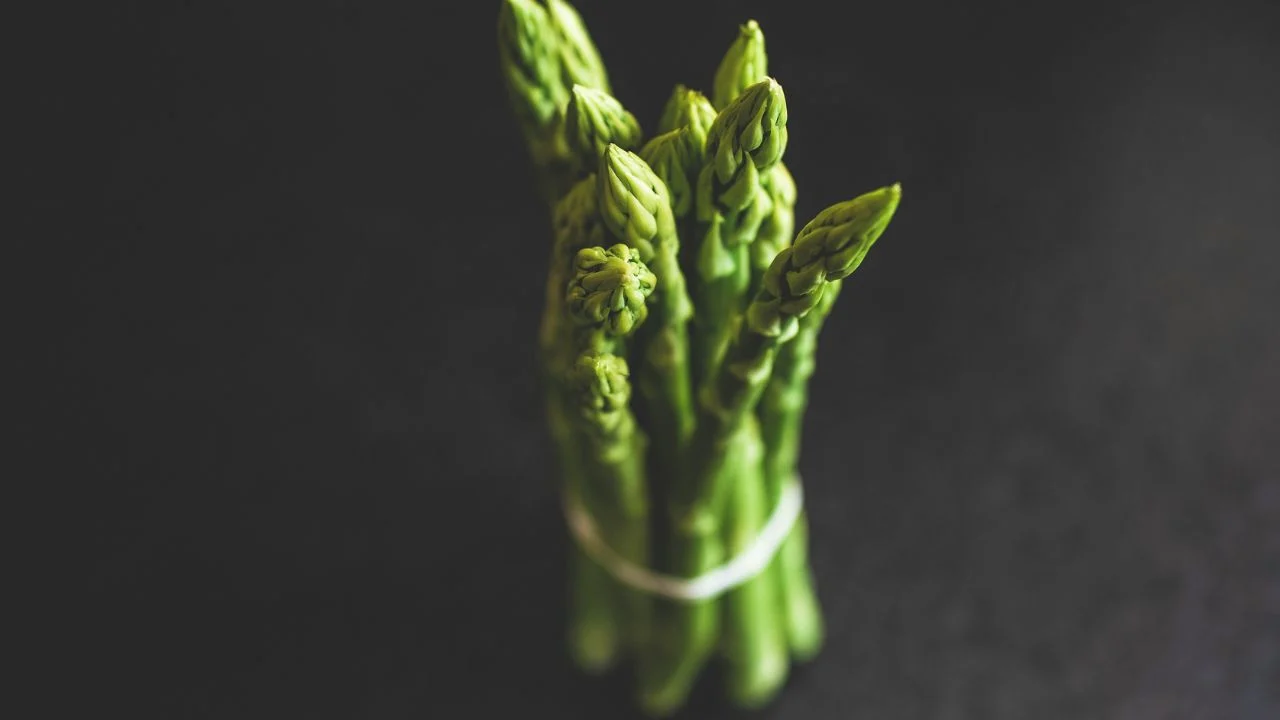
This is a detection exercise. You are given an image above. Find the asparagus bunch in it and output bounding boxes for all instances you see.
[498,3,902,713]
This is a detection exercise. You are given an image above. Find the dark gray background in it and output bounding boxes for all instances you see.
[36,0,1279,717]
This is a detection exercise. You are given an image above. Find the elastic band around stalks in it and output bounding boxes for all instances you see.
[562,479,803,602]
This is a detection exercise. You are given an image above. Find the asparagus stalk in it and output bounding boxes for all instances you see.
[706,18,826,663]
[537,178,623,671]
[498,0,571,203]
[692,77,789,388]
[565,247,655,653]
[707,19,797,303]
[719,414,789,706]
[760,278,840,661]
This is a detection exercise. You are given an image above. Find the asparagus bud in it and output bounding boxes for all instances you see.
[705,77,788,190]
[640,128,697,220]
[748,184,902,341]
[598,144,672,265]
[696,77,789,270]
[565,85,643,173]
[570,352,633,436]
[498,0,567,130]
[712,20,768,110]
[567,244,656,338]
[544,0,611,94]
[657,85,718,152]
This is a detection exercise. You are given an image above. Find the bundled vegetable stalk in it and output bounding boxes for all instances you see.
[498,2,902,714]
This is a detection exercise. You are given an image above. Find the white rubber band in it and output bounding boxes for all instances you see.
[562,480,804,602]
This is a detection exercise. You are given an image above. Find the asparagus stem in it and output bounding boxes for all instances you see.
[720,415,790,707]
[542,187,627,670]
[774,513,823,661]
[638,504,724,717]
[569,353,652,654]
[760,280,840,660]
[568,537,622,672]
[556,396,622,672]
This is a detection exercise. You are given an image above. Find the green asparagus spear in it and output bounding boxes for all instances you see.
[692,77,789,387]
[538,180,622,671]
[498,0,572,203]
[719,414,789,707]
[567,285,653,653]
[565,85,643,175]
[498,0,566,139]
[706,21,819,664]
[543,0,611,94]
[760,278,840,661]
[711,20,767,111]
[706,18,798,303]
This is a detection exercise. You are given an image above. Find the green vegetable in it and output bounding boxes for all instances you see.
[692,77,788,388]
[497,3,904,714]
[719,414,789,706]
[759,277,839,661]
[657,85,718,147]
[712,20,767,111]
[565,85,643,175]
[569,350,651,655]
[544,0,611,94]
